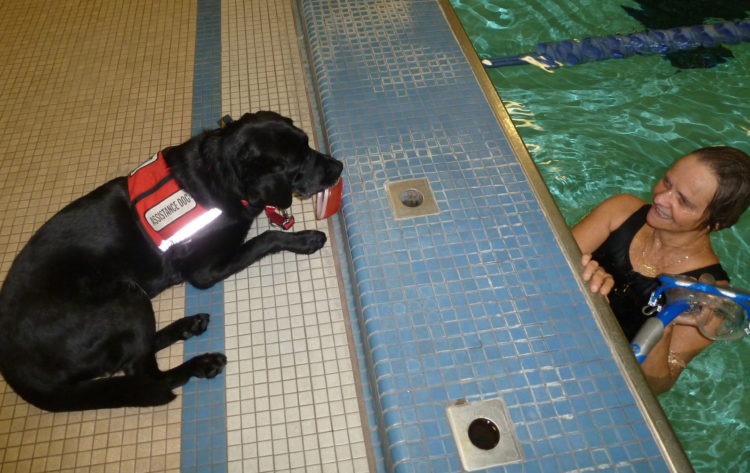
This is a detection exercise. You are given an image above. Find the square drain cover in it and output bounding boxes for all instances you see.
[446,398,523,471]
[385,178,439,220]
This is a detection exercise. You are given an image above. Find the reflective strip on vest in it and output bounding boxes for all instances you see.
[128,151,222,252]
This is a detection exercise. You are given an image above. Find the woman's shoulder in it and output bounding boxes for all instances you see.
[593,194,647,230]
[572,194,649,254]
[600,193,647,210]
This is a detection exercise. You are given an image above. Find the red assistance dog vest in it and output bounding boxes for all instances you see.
[128,150,222,252]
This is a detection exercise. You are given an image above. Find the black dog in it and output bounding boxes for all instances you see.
[0,111,343,411]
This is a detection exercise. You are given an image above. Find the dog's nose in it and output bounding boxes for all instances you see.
[331,157,344,176]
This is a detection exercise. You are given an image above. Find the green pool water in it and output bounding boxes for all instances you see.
[450,0,750,470]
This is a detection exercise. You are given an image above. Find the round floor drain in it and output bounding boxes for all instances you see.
[447,398,523,469]
[385,179,439,220]
[399,188,424,207]
[468,418,500,450]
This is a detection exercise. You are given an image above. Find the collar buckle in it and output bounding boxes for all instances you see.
[265,206,295,230]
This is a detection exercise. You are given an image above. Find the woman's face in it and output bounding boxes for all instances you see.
[647,154,719,233]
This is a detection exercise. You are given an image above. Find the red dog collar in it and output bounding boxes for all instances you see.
[128,150,222,252]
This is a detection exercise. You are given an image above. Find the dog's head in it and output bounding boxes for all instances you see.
[202,111,343,209]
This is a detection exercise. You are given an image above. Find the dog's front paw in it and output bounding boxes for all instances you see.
[292,230,327,254]
[181,313,210,339]
[189,353,227,379]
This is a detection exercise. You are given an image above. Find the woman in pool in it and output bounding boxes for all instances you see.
[572,146,750,393]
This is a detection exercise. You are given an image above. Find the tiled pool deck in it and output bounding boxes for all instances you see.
[0,0,696,471]
[300,0,690,471]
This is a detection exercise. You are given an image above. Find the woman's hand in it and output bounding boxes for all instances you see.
[672,273,718,328]
[580,253,614,297]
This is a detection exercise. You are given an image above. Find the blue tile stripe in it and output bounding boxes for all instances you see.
[301,0,670,472]
[181,1,227,472]
[192,0,222,135]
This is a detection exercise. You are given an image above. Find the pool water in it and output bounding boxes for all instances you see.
[450,0,750,470]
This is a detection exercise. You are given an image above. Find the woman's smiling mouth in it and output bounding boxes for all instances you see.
[653,205,671,220]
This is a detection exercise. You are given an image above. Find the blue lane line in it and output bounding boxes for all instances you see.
[181,1,227,472]
[191,0,222,135]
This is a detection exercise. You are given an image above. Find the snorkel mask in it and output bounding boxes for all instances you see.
[631,274,750,363]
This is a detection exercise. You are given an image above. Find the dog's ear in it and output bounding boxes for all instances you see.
[234,143,294,208]
[248,170,294,209]
[218,112,299,208]
[198,132,244,195]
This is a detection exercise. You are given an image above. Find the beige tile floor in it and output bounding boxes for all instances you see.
[0,1,371,472]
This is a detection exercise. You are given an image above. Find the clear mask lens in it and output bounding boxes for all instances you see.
[664,287,749,341]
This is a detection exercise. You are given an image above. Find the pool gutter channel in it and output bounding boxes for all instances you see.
[291,1,383,471]
[436,1,694,472]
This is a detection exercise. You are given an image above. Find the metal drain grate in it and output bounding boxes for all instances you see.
[446,397,524,471]
[385,178,439,220]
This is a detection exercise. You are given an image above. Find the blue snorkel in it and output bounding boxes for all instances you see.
[631,274,750,363]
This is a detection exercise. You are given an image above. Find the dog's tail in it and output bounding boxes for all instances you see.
[17,376,177,412]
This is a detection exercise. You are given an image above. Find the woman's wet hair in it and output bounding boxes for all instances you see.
[691,146,750,230]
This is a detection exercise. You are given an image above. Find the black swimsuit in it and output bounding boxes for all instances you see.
[592,204,729,340]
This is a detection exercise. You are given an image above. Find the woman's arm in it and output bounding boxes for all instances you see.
[641,275,723,393]
[640,323,713,394]
[571,194,644,296]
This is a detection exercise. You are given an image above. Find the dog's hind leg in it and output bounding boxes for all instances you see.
[128,347,226,397]
[154,313,210,351]
[159,352,228,388]
[33,351,227,411]
[151,313,227,388]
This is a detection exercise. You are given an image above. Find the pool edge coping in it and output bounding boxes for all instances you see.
[435,1,694,472]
